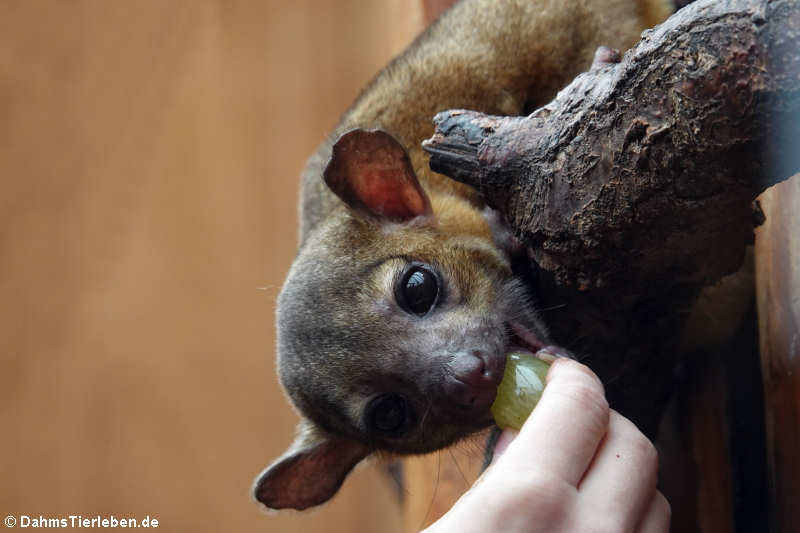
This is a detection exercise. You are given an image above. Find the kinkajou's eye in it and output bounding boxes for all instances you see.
[365,394,409,435]
[396,265,439,316]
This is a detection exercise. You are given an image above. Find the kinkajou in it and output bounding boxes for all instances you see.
[254,0,672,511]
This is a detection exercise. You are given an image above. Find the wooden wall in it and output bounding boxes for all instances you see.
[756,177,800,533]
[0,2,422,531]
[3,1,796,532]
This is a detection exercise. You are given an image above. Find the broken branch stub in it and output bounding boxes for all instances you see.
[424,0,799,295]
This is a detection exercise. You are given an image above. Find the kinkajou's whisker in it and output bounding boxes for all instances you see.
[537,303,568,313]
[418,451,443,533]
[447,447,471,488]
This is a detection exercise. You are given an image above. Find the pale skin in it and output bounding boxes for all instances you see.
[423,359,671,533]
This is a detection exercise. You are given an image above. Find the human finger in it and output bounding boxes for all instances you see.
[635,491,671,533]
[577,410,659,529]
[489,428,518,465]
[497,358,610,487]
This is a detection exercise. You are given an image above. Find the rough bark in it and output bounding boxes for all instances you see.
[423,0,800,436]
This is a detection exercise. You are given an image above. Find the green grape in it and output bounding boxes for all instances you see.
[491,352,551,430]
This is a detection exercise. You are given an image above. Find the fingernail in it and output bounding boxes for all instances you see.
[537,345,572,359]
[534,350,557,364]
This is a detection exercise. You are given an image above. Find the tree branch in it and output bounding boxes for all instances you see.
[423,0,799,435]
[424,0,798,293]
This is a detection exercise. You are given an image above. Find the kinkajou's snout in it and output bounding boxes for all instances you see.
[441,349,506,413]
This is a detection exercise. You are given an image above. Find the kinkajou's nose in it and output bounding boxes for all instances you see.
[443,350,506,409]
[449,350,502,385]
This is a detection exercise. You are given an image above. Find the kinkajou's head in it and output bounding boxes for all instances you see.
[253,130,548,510]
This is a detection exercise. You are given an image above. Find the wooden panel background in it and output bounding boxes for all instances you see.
[3,1,796,532]
[0,2,424,532]
[756,176,800,533]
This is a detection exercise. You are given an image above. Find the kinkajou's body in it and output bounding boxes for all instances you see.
[254,0,672,511]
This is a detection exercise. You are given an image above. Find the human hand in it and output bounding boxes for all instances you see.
[422,358,670,533]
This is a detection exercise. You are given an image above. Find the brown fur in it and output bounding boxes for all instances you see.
[301,0,672,241]
[255,0,673,512]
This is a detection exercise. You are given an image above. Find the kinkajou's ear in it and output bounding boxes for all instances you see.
[323,129,433,223]
[252,419,370,511]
